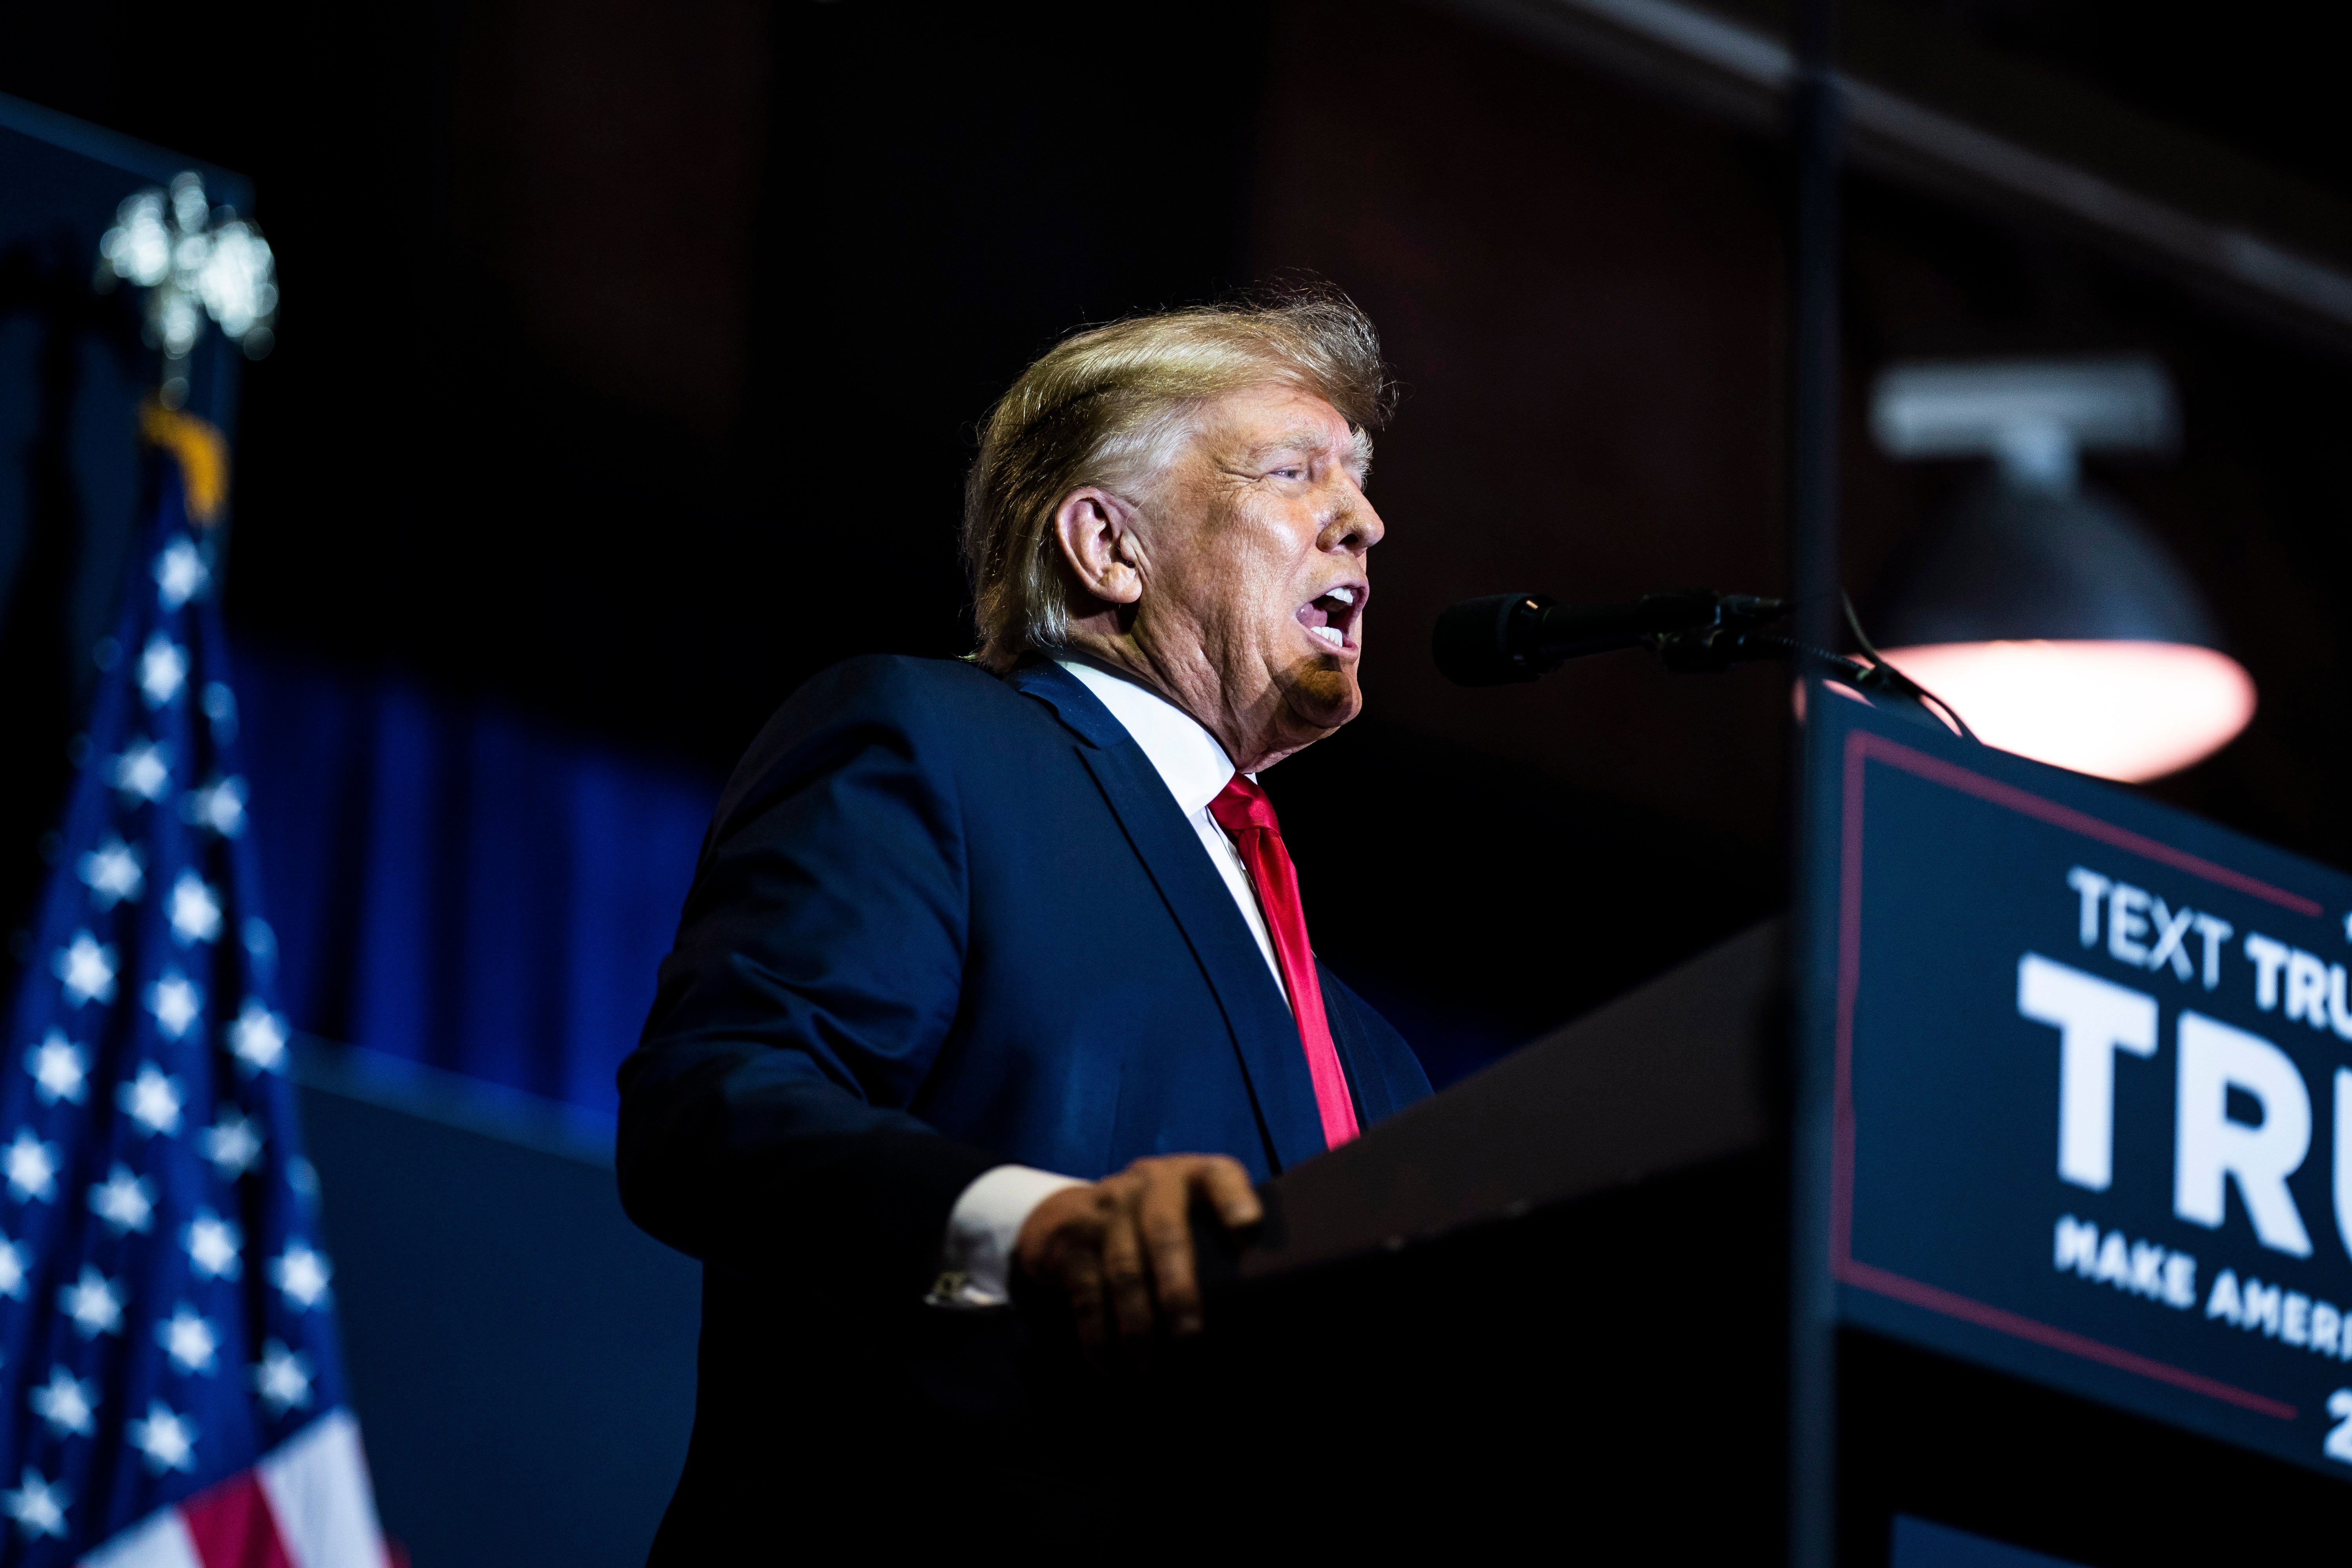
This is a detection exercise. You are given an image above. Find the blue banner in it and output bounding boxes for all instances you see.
[1810,687,2352,1481]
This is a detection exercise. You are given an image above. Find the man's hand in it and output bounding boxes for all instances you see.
[1014,1153,1261,1356]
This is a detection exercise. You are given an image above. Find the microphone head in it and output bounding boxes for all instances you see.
[1432,593,1550,686]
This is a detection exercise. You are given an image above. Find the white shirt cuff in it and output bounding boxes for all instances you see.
[927,1164,1087,1310]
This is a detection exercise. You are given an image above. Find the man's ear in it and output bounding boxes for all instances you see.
[1052,488,1144,607]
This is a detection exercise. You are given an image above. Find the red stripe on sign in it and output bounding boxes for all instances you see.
[179,1471,294,1568]
[1838,1256,2298,1421]
[1852,730,2324,915]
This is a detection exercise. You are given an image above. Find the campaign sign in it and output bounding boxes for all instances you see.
[1811,690,2352,1481]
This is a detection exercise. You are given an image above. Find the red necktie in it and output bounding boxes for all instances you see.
[1208,777,1360,1149]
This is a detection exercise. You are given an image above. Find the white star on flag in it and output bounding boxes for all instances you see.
[154,536,210,610]
[0,1235,25,1299]
[58,1266,124,1338]
[89,1165,156,1235]
[158,1306,220,1375]
[185,1210,242,1279]
[137,634,188,708]
[25,1031,88,1105]
[183,776,247,837]
[201,681,236,732]
[201,1111,262,1177]
[76,838,144,908]
[229,998,287,1074]
[253,1340,314,1417]
[126,1401,196,1474]
[148,972,203,1040]
[109,739,171,803]
[54,932,117,1007]
[1,1469,68,1541]
[270,1240,332,1310]
[120,1064,184,1137]
[4,1131,58,1203]
[29,1369,95,1439]
[167,870,223,945]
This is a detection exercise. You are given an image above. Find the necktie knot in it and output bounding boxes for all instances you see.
[1209,775,1281,838]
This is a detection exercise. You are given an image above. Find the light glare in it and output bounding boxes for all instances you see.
[1879,640,2255,783]
[96,174,278,367]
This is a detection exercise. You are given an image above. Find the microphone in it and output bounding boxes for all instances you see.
[1432,589,1793,687]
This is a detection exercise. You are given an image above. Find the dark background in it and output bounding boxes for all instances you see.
[9,3,2352,1562]
[8,0,2352,1078]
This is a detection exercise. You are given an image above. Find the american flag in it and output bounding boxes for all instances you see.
[0,421,392,1567]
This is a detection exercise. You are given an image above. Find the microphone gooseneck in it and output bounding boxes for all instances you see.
[1430,586,1977,741]
[1432,589,1793,687]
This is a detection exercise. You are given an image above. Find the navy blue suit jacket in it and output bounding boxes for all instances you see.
[620,652,1429,1276]
[616,655,1428,1542]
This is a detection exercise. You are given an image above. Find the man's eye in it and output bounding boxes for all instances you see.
[1272,466,1304,480]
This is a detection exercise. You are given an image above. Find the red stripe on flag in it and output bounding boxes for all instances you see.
[177,1471,294,1568]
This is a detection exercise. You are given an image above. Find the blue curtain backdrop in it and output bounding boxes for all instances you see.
[230,637,718,1120]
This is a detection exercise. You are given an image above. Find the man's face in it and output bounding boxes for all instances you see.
[1130,382,1385,764]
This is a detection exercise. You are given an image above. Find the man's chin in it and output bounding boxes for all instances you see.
[1280,667,1363,736]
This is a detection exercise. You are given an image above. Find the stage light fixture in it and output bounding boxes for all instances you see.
[1867,357,2253,783]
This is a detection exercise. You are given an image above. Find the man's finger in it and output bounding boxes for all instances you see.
[1138,1172,1201,1336]
[1196,1156,1263,1229]
[1062,1247,1109,1354]
[1098,1192,1156,1342]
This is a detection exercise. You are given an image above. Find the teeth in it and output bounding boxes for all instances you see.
[1325,586,1356,605]
[1309,624,1344,648]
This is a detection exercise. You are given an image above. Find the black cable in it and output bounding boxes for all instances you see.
[1743,630,1976,741]
[1837,591,1978,743]
[1739,633,1876,685]
[1913,690,1976,744]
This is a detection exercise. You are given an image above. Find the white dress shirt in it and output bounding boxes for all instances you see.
[929,658,1287,1308]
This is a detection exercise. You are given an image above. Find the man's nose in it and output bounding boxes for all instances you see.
[1321,495,1385,554]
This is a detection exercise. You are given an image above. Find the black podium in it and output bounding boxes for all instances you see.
[1165,918,1786,1556]
[1156,691,2352,1565]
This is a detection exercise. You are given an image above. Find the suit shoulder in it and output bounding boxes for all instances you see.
[720,657,1051,813]
[753,654,1039,744]
[796,651,1007,710]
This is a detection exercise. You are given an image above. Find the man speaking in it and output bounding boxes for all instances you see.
[617,291,1431,1551]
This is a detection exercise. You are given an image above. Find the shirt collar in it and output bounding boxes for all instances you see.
[1054,658,1236,817]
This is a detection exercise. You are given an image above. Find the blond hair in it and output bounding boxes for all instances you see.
[961,288,1393,672]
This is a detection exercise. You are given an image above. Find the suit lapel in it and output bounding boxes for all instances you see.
[1006,661,1327,1171]
[1318,962,1426,1125]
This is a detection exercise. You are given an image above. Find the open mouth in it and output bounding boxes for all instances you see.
[1296,583,1363,654]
